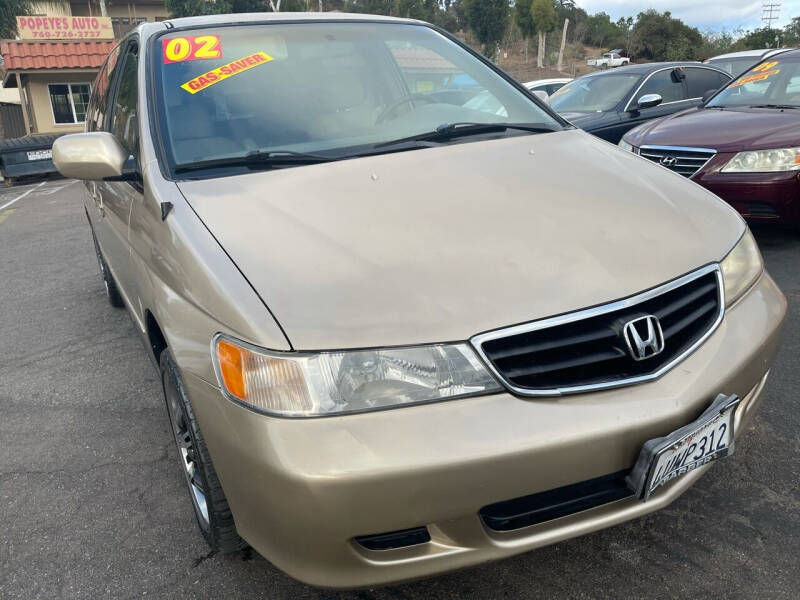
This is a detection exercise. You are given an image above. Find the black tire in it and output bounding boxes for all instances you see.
[160,350,246,554]
[89,227,125,308]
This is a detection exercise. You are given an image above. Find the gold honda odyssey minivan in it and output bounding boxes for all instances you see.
[53,13,786,588]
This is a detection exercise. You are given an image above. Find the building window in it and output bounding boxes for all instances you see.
[48,83,91,124]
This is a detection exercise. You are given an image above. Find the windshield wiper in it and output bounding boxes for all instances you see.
[374,122,559,149]
[174,150,335,174]
[749,104,800,110]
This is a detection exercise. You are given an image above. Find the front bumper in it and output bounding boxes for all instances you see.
[184,272,786,588]
[694,156,800,225]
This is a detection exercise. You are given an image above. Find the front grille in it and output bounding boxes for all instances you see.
[473,267,722,395]
[639,145,716,178]
[480,470,633,531]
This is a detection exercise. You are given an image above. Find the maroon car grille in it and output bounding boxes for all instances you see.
[639,146,716,178]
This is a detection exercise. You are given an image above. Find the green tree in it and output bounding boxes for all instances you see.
[166,0,233,17]
[784,17,800,46]
[530,0,556,67]
[733,27,782,50]
[628,10,703,61]
[347,0,394,15]
[464,0,508,59]
[515,0,535,62]
[1,0,32,39]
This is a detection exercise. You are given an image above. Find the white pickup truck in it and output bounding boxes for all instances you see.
[587,52,630,68]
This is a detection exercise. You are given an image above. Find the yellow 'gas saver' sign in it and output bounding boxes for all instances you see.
[730,60,781,88]
[180,52,273,94]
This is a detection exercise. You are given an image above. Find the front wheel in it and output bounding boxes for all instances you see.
[89,226,124,308]
[160,350,246,553]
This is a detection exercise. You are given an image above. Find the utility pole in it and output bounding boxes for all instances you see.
[761,2,781,29]
[557,18,569,73]
[98,0,108,17]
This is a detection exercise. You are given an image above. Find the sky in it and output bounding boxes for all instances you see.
[577,1,799,32]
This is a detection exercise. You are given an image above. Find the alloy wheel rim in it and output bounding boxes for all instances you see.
[167,385,210,528]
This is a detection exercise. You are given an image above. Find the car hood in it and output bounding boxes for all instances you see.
[625,107,800,152]
[178,130,743,350]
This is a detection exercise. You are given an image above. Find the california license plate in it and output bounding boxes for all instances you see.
[627,394,740,500]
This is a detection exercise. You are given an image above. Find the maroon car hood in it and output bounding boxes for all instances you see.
[626,107,800,153]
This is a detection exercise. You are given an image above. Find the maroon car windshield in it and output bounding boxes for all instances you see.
[707,54,800,109]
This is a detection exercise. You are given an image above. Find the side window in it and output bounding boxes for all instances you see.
[546,83,566,95]
[86,44,122,132]
[686,68,730,98]
[638,70,686,104]
[109,45,139,154]
[86,63,107,132]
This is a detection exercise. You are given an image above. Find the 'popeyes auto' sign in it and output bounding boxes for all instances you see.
[16,16,114,40]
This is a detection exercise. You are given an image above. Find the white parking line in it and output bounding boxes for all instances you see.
[0,181,47,212]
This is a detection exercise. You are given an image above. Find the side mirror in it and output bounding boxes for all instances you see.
[53,132,128,180]
[635,93,662,110]
[531,89,549,104]
[701,89,717,104]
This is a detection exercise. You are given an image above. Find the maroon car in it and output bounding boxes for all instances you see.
[620,48,800,226]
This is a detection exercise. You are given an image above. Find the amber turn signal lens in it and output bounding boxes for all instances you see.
[216,339,247,400]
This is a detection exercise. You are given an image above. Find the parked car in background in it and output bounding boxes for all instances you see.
[50,12,787,589]
[549,62,732,143]
[524,77,572,96]
[587,52,630,68]
[620,49,800,226]
[704,48,785,77]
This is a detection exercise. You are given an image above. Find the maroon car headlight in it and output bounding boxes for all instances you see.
[721,147,800,172]
[618,139,636,153]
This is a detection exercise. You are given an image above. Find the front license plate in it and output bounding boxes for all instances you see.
[27,149,52,161]
[627,394,740,500]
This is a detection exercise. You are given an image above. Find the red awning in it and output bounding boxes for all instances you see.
[0,40,114,71]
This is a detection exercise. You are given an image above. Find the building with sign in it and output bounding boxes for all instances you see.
[0,1,167,136]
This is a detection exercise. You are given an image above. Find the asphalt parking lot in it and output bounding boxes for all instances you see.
[0,178,798,599]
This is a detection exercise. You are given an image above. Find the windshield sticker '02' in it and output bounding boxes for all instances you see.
[163,35,222,64]
[180,51,273,94]
[730,60,780,88]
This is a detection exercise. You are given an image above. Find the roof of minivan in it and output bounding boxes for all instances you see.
[161,11,417,29]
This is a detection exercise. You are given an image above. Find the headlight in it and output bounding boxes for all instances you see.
[212,335,502,417]
[618,139,634,152]
[720,229,763,306]
[722,147,800,172]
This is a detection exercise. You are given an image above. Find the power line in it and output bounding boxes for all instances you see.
[761,2,781,28]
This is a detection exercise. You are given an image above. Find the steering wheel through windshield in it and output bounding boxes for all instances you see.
[376,93,439,124]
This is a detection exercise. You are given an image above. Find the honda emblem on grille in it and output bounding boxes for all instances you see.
[660,155,678,167]
[623,315,665,361]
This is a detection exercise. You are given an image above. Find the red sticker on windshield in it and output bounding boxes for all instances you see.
[162,35,222,64]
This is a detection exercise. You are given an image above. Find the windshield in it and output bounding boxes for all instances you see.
[153,23,561,171]
[549,73,640,113]
[707,54,800,108]
[706,56,762,77]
